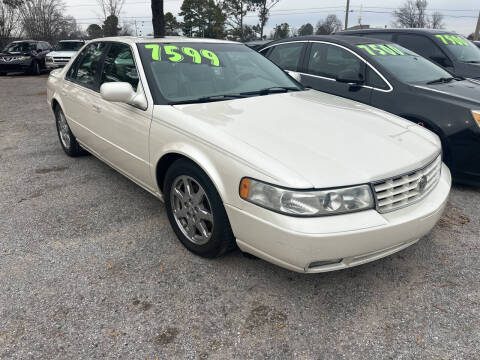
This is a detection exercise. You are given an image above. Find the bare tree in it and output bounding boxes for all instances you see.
[429,11,444,29]
[393,0,444,29]
[315,14,342,35]
[20,0,67,42]
[96,0,125,19]
[0,0,21,41]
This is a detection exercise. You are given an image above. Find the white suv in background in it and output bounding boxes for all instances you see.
[46,40,85,69]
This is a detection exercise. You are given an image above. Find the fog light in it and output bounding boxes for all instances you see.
[308,259,343,268]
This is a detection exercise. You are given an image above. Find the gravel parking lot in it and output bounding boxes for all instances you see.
[1,74,479,359]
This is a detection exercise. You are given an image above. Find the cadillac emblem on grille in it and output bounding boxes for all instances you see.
[418,175,428,193]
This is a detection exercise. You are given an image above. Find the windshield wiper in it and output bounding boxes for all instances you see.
[171,94,247,105]
[240,86,301,96]
[464,60,480,64]
[426,77,455,85]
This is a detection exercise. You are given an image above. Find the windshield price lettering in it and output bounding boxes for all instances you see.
[357,44,405,56]
[144,44,220,66]
[435,34,470,46]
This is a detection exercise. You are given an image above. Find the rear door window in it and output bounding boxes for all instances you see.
[266,42,304,71]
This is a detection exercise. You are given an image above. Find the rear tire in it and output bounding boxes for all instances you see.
[164,159,236,258]
[54,105,84,157]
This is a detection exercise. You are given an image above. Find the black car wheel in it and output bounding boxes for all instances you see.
[164,158,236,258]
[0,72,6,76]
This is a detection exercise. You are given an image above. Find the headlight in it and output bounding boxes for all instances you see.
[239,178,374,216]
[472,110,480,127]
[46,56,53,62]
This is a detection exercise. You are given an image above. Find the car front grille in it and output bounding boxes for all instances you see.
[373,154,442,213]
[53,57,70,63]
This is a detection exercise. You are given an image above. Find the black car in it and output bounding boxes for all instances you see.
[258,35,480,185]
[244,40,271,51]
[334,29,480,80]
[0,40,52,75]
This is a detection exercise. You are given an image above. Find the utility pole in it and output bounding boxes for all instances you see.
[474,10,480,41]
[345,0,350,30]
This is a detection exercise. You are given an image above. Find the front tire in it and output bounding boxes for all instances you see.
[54,106,84,157]
[30,60,40,75]
[164,159,236,258]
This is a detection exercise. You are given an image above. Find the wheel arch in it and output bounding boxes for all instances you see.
[154,145,229,204]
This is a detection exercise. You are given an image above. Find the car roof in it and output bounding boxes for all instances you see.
[337,28,459,36]
[245,40,269,45]
[12,40,40,43]
[97,36,237,45]
[258,35,390,49]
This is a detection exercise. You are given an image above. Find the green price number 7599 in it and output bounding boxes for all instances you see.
[144,44,220,67]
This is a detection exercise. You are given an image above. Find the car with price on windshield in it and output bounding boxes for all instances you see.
[46,37,451,273]
[259,35,480,186]
[336,29,480,80]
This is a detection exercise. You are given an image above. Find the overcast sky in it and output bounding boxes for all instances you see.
[64,0,480,37]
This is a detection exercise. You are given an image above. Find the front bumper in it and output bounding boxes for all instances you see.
[226,163,451,273]
[46,63,61,69]
[0,61,31,73]
[46,61,69,69]
[448,125,480,186]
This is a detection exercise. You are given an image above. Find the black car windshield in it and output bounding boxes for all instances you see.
[356,42,453,84]
[3,42,33,53]
[137,42,303,104]
[55,42,84,51]
[433,34,480,63]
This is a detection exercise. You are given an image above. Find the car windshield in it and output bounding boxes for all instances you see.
[55,42,84,51]
[3,42,33,53]
[137,42,303,104]
[433,34,480,63]
[356,42,454,84]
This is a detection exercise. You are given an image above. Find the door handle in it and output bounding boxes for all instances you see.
[92,104,101,113]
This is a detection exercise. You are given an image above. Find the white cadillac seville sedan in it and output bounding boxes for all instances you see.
[46,36,451,273]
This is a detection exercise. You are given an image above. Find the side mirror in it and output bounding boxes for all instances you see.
[335,69,364,85]
[286,70,302,82]
[100,82,147,110]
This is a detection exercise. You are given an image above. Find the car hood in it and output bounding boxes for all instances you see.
[413,79,480,106]
[46,51,77,57]
[171,90,440,188]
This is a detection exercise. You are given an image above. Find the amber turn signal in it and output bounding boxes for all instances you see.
[472,110,480,127]
[239,178,251,199]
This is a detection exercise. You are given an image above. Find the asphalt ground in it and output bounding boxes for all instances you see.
[0,74,479,359]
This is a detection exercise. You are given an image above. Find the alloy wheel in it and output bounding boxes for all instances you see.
[57,110,71,149]
[170,175,214,245]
